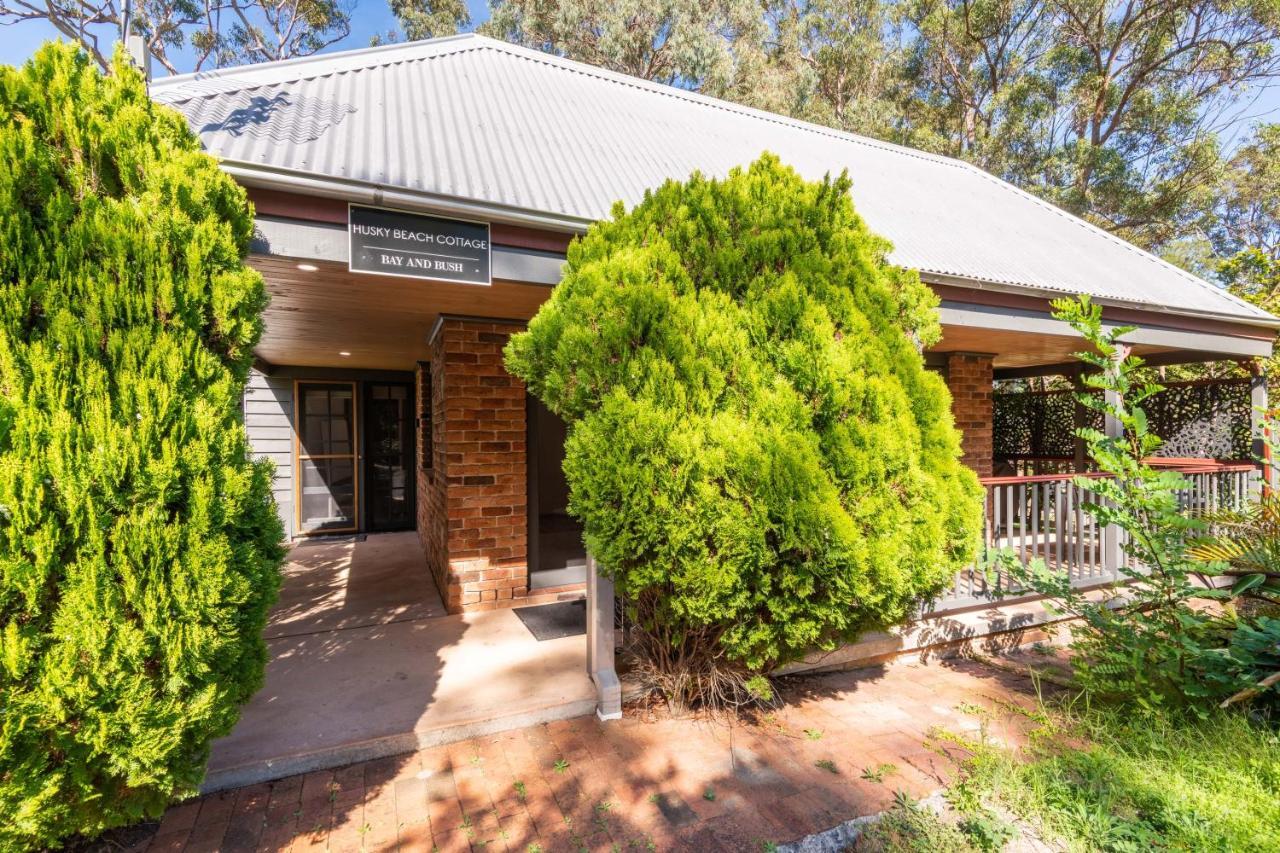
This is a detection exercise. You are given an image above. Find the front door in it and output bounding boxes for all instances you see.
[364,382,416,531]
[296,381,358,534]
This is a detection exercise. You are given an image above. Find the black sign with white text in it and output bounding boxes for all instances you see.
[348,204,491,285]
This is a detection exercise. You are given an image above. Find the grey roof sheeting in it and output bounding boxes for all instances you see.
[152,34,1276,326]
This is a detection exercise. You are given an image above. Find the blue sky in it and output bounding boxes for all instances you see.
[2,1,1277,147]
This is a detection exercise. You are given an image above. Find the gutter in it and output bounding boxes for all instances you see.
[220,160,1280,334]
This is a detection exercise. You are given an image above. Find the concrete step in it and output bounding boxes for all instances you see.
[201,693,598,792]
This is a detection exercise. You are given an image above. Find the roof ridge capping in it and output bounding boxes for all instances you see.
[149,32,485,95]
[471,36,975,172]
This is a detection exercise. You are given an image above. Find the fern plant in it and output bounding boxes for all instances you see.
[1187,490,1280,606]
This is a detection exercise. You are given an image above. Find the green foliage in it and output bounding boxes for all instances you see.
[0,44,283,848]
[955,810,1016,852]
[1189,494,1280,607]
[482,0,774,100]
[506,156,982,688]
[954,701,1280,852]
[0,0,351,75]
[1008,296,1279,711]
[860,762,897,783]
[388,0,470,41]
[852,797,974,853]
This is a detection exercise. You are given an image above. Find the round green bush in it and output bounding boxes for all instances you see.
[506,155,982,683]
[0,44,283,848]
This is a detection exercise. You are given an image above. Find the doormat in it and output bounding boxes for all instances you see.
[294,533,367,546]
[513,599,586,641]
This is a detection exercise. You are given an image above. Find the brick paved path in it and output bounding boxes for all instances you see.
[134,658,1041,852]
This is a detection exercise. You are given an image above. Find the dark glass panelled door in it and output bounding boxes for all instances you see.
[527,396,587,589]
[297,382,358,533]
[365,382,416,531]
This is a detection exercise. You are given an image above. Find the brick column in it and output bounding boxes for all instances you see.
[946,352,994,478]
[419,318,529,613]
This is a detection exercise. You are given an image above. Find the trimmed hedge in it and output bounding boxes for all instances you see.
[0,44,283,848]
[506,155,983,674]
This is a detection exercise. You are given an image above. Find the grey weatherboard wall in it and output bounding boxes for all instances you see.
[244,369,296,538]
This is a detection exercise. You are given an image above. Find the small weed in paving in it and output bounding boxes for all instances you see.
[647,793,660,804]
[514,780,527,800]
[527,845,543,853]
[327,782,340,802]
[703,786,717,802]
[860,762,897,783]
[595,800,614,813]
[804,728,824,741]
[553,759,570,773]
[815,759,839,774]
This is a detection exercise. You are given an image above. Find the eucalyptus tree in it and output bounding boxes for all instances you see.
[901,0,1280,249]
[0,0,351,74]
[386,0,469,40]
[1214,124,1280,311]
[480,0,776,99]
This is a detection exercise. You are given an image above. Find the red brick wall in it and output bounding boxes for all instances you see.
[946,353,994,478]
[417,319,531,613]
[416,359,449,602]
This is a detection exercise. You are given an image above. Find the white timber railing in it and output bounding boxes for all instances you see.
[932,460,1260,613]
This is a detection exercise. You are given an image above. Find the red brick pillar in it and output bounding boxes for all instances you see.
[420,318,529,613]
[946,352,994,478]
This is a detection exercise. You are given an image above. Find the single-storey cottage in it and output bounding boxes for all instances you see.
[150,36,1277,723]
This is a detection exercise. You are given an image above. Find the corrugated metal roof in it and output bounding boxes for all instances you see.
[151,34,1276,325]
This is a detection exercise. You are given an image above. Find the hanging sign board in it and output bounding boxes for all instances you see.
[348,204,491,285]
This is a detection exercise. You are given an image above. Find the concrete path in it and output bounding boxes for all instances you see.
[204,533,595,791]
[142,657,1043,852]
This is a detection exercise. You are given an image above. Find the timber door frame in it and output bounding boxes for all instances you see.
[293,379,360,535]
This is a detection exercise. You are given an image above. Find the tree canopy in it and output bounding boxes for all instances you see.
[0,0,352,73]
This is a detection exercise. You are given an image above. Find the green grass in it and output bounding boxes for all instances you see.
[948,701,1280,852]
[851,798,972,852]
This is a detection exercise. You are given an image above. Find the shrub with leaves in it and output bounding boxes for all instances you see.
[506,155,982,704]
[1011,296,1280,710]
[0,44,283,848]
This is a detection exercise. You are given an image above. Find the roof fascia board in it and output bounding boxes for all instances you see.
[923,271,1280,331]
[940,301,1274,359]
[223,162,592,234]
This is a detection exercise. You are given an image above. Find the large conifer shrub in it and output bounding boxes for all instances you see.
[507,156,983,704]
[0,44,283,848]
